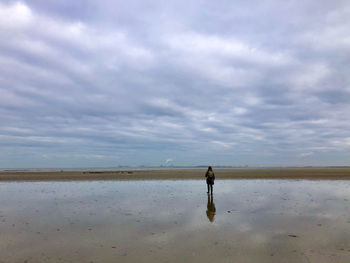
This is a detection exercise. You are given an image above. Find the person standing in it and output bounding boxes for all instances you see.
[205,166,215,194]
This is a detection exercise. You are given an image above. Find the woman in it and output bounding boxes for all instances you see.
[205,166,215,194]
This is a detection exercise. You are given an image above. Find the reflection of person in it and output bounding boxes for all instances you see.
[206,193,216,222]
[205,166,215,194]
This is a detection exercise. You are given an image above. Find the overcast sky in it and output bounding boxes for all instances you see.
[1,0,350,168]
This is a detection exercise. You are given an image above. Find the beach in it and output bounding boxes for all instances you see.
[2,179,350,263]
[2,168,350,262]
[1,168,350,181]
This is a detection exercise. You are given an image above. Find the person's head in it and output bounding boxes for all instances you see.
[208,166,212,171]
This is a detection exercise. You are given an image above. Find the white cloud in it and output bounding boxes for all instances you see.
[0,2,33,29]
[1,1,350,167]
[291,63,332,90]
[165,32,292,66]
[161,32,293,87]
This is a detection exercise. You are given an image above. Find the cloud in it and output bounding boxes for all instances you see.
[1,1,350,167]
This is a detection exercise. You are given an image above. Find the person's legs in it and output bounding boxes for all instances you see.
[210,184,213,194]
[207,184,210,193]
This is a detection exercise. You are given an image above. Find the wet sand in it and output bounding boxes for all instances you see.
[1,180,350,263]
[1,168,350,181]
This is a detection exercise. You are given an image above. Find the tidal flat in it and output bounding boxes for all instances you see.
[1,180,350,263]
[2,168,350,181]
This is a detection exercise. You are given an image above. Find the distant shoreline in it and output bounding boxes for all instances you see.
[2,166,350,172]
[2,168,350,181]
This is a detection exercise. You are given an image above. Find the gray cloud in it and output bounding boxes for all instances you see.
[0,1,350,168]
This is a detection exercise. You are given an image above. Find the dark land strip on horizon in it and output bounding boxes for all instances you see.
[1,168,350,181]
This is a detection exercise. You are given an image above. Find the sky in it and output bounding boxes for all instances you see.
[0,0,350,168]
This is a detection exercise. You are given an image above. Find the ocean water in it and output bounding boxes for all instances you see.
[1,179,350,263]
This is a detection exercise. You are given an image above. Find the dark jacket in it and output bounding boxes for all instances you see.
[205,170,215,185]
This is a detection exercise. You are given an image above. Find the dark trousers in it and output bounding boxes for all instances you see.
[207,184,213,194]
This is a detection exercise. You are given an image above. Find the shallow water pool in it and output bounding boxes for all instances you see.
[1,179,350,263]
